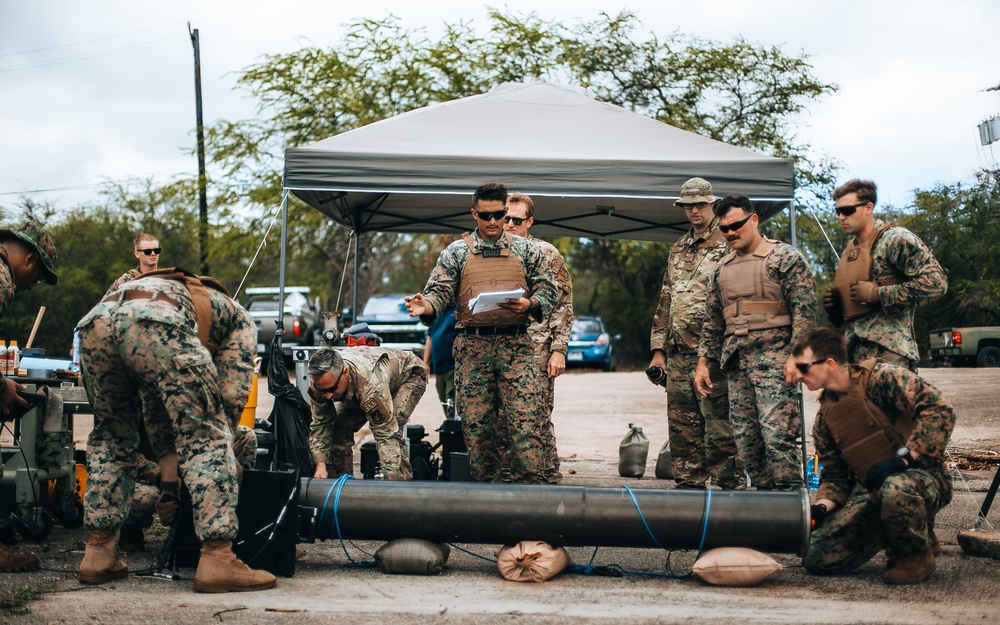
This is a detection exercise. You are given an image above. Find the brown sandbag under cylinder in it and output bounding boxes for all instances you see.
[496,541,570,582]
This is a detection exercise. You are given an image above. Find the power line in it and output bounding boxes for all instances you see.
[0,23,180,58]
[0,36,186,73]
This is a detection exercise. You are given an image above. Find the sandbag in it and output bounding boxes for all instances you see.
[618,423,649,477]
[375,539,450,575]
[692,547,783,587]
[496,540,570,582]
[654,438,675,479]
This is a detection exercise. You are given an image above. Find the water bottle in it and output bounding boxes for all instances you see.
[72,330,81,373]
[806,455,823,490]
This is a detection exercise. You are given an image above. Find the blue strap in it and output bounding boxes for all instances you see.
[696,488,712,558]
[621,485,666,550]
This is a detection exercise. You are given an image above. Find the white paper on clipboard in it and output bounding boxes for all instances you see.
[467,288,526,314]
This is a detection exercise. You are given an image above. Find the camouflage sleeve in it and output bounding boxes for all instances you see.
[134,456,161,485]
[212,297,257,431]
[649,264,672,352]
[421,244,464,319]
[772,246,817,345]
[358,360,397,442]
[812,410,854,505]
[867,364,956,461]
[697,267,725,360]
[875,228,948,313]
[546,250,574,353]
[519,241,558,318]
[308,387,338,464]
[103,269,140,299]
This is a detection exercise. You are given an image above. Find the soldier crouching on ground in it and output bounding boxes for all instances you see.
[308,346,427,481]
[792,327,953,585]
[0,222,59,572]
[76,270,275,592]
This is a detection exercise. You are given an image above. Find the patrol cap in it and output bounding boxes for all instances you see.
[674,177,720,206]
[0,222,58,285]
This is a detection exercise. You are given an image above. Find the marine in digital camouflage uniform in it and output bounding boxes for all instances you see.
[504,193,573,484]
[649,178,741,489]
[696,195,816,491]
[791,328,953,584]
[824,180,946,371]
[78,275,255,540]
[104,233,161,297]
[307,346,427,481]
[405,182,558,484]
[0,222,58,572]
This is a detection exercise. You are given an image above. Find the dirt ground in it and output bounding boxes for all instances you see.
[3,366,1000,624]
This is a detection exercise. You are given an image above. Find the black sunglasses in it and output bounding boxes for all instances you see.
[313,373,342,396]
[835,202,868,217]
[718,214,754,234]
[475,209,507,222]
[137,248,161,256]
[504,216,526,226]
[794,359,827,375]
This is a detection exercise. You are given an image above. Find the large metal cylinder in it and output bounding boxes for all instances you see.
[299,479,810,555]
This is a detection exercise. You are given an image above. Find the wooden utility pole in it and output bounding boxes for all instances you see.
[189,23,209,275]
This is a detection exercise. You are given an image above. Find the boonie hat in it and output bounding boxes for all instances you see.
[674,177,720,206]
[0,222,58,285]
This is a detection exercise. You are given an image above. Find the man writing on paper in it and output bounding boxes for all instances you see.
[405,182,558,484]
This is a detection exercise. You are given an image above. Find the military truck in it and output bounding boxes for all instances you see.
[355,293,428,355]
[928,326,1000,367]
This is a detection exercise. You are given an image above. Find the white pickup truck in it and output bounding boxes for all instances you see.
[928,326,1000,367]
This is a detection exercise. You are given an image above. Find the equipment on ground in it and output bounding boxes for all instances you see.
[957,464,1000,560]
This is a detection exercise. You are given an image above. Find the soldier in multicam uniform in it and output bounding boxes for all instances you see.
[307,346,427,481]
[77,271,276,593]
[503,192,572,484]
[405,182,559,484]
[695,195,817,490]
[104,232,161,296]
[823,179,946,371]
[648,178,742,490]
[0,222,58,572]
[791,327,953,585]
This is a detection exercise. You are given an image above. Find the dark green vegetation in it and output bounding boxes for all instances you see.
[1,11,995,367]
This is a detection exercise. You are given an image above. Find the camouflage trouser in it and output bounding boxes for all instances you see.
[666,349,742,489]
[127,425,258,525]
[78,301,239,542]
[726,346,804,490]
[329,367,426,481]
[804,470,952,574]
[532,345,561,483]
[848,337,917,372]
[454,332,548,484]
[435,369,456,419]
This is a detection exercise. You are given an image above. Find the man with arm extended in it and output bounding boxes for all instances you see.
[307,345,427,481]
[792,327,953,585]
[405,182,558,484]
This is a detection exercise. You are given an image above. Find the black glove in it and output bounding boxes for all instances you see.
[155,481,180,525]
[822,288,843,327]
[865,457,908,493]
[810,504,828,530]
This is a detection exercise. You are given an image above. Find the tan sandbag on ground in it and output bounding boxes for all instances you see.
[375,539,450,575]
[496,540,571,582]
[691,547,783,587]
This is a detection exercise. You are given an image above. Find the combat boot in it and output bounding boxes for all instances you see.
[883,547,936,585]
[79,529,128,584]
[0,544,39,572]
[118,522,146,553]
[192,540,276,593]
[885,530,941,569]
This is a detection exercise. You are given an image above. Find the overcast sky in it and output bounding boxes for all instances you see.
[2,0,999,216]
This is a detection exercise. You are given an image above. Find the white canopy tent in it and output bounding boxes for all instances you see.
[277,82,796,313]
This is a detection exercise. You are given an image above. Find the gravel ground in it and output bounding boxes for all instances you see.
[3,366,999,624]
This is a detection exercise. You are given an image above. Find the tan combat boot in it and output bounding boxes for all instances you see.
[78,529,128,584]
[193,540,276,593]
[883,547,936,585]
[0,544,39,572]
[885,529,941,569]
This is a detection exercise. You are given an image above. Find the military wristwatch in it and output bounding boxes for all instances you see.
[896,446,911,466]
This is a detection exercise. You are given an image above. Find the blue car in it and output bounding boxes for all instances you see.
[566,316,616,371]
